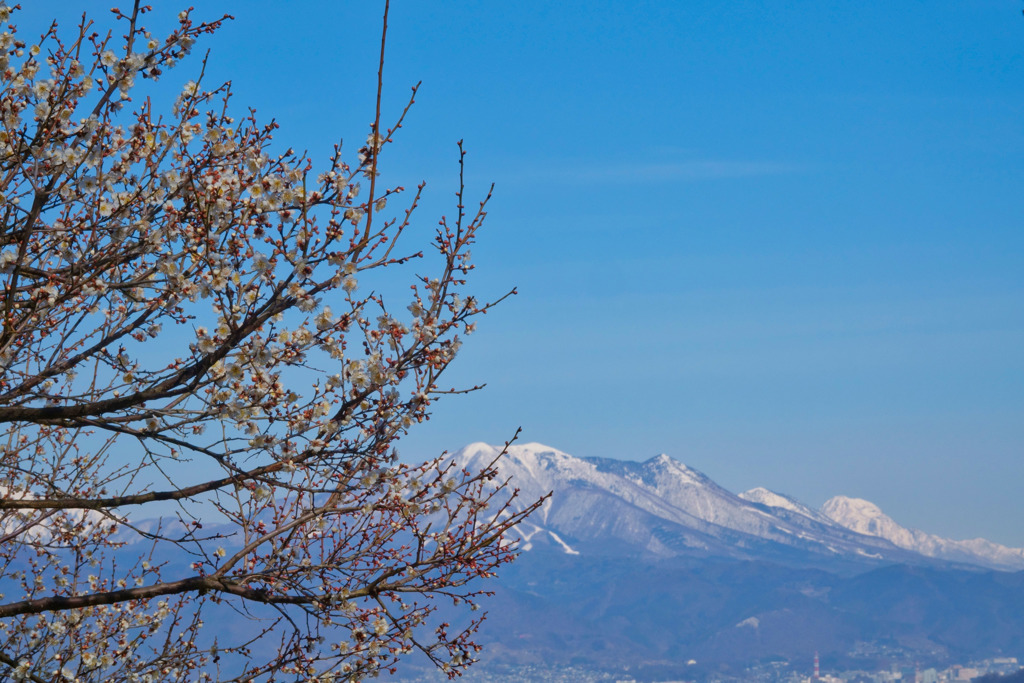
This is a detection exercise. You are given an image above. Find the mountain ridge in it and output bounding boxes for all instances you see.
[821,494,1024,571]
[410,442,1024,677]
[453,441,1024,572]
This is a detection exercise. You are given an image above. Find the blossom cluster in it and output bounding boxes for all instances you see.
[0,3,538,681]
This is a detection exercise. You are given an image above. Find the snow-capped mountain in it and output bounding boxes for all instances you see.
[453,442,1024,572]
[822,495,1024,572]
[399,443,1024,679]
[739,486,835,525]
[0,485,111,543]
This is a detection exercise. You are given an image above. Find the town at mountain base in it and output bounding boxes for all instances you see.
[395,442,1024,681]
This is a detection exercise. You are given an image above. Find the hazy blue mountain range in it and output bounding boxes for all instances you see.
[8,443,1022,681]
[397,443,1024,680]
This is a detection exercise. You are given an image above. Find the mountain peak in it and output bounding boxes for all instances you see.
[455,441,499,459]
[453,442,1024,572]
[456,441,574,461]
[641,452,709,486]
[823,495,1024,571]
[823,495,884,520]
[821,496,898,541]
[515,441,568,454]
[741,487,804,514]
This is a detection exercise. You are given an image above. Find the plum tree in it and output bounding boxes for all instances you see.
[0,2,538,680]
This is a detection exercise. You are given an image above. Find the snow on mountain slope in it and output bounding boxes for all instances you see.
[452,442,1024,571]
[0,485,112,543]
[822,496,1024,571]
[453,443,917,567]
[453,442,736,557]
[739,487,834,526]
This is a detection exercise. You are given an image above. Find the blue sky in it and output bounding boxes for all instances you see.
[25,2,1024,545]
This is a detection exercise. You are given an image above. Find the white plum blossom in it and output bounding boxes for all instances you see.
[0,3,537,681]
[315,306,335,330]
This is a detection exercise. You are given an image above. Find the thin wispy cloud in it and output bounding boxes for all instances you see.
[496,159,802,185]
